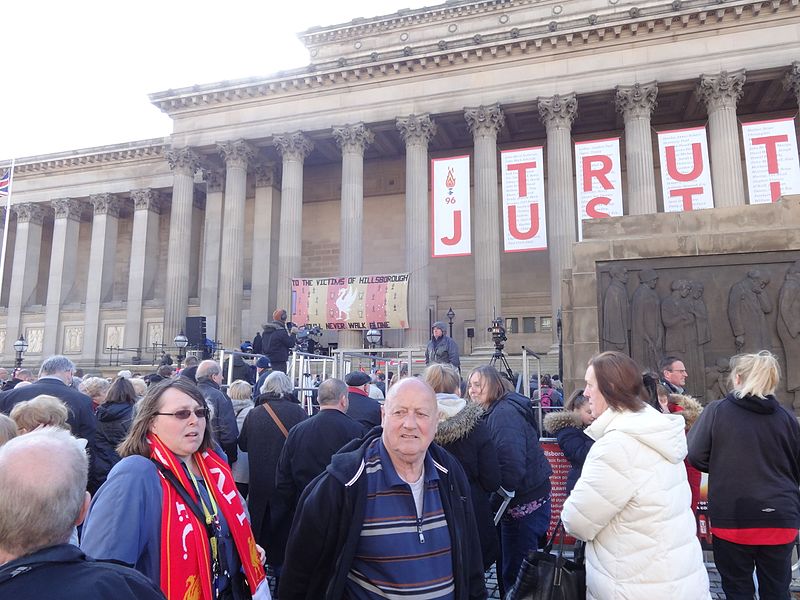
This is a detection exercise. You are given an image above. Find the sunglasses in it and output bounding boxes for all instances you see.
[155,408,209,420]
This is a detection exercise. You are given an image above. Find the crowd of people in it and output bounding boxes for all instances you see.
[0,317,798,600]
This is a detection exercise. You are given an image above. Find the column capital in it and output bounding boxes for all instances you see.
[615,81,658,120]
[203,168,225,193]
[89,193,121,217]
[273,132,314,161]
[217,139,255,169]
[51,198,82,221]
[464,104,505,137]
[255,164,278,188]
[332,123,374,154]
[396,114,437,146]
[166,147,200,176]
[131,188,162,213]
[12,202,46,225]
[538,93,578,130]
[697,69,746,111]
[784,61,800,101]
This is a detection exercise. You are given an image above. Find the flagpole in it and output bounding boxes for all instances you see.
[0,158,16,304]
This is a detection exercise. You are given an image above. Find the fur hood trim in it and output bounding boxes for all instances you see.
[543,410,584,434]
[669,394,703,429]
[435,401,485,445]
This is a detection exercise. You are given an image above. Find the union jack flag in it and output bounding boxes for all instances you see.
[0,168,10,196]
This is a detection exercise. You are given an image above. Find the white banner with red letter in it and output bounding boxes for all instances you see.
[500,147,547,252]
[741,117,800,204]
[657,126,714,212]
[574,138,623,241]
[431,155,471,257]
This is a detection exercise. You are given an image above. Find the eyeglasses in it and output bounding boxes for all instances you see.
[155,408,209,420]
[668,369,688,374]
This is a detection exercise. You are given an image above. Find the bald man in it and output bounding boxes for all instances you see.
[280,378,487,600]
[0,427,164,599]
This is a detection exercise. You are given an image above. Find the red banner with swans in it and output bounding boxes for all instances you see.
[501,147,547,252]
[431,155,471,257]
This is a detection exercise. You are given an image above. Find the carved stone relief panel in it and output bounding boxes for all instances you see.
[105,324,124,350]
[64,326,84,354]
[25,328,43,354]
[597,250,800,408]
[0,329,5,354]
[148,322,164,348]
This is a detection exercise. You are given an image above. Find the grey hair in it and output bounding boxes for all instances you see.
[318,378,347,406]
[261,371,293,396]
[79,376,111,400]
[0,427,87,557]
[196,360,222,380]
[39,355,75,378]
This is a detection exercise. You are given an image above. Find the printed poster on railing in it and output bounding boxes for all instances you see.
[291,273,409,330]
[657,126,714,212]
[501,147,547,252]
[431,155,471,257]
[574,137,623,241]
[741,117,800,204]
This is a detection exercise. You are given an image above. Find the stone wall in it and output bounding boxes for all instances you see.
[563,196,800,410]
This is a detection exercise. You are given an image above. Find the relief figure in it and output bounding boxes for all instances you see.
[630,268,662,373]
[728,270,772,353]
[602,263,630,354]
[778,261,800,408]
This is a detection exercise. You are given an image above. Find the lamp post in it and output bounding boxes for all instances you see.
[13,335,28,369]
[174,330,189,370]
[446,307,455,338]
[366,329,381,370]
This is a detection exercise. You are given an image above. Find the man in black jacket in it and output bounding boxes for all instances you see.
[195,360,239,464]
[263,309,296,373]
[0,427,165,600]
[279,378,487,600]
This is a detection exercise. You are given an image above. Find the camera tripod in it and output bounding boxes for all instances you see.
[488,344,515,383]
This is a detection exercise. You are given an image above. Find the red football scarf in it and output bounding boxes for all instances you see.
[148,433,266,600]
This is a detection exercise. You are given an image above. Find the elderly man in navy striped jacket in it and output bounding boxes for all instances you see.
[279,377,487,600]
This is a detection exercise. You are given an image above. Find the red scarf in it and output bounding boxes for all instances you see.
[148,433,266,600]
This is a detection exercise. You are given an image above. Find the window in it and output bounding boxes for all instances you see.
[505,317,519,334]
[523,317,536,333]
[540,317,552,332]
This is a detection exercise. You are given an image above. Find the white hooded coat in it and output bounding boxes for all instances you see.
[561,404,710,600]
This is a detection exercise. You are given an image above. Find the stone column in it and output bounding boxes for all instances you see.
[697,70,747,207]
[250,165,278,336]
[6,203,45,347]
[43,199,82,357]
[785,61,800,106]
[273,132,313,312]
[539,94,578,345]
[82,193,120,364]
[216,140,254,350]
[124,189,161,358]
[199,168,224,341]
[397,114,437,348]
[465,104,504,347]
[164,148,199,344]
[616,82,658,215]
[333,123,374,349]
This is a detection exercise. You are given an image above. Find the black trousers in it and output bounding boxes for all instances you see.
[713,536,795,600]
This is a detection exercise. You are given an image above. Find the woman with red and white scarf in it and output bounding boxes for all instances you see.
[81,378,270,600]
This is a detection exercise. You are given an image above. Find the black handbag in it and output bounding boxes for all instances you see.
[505,520,586,600]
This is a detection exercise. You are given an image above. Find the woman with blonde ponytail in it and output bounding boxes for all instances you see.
[688,351,800,600]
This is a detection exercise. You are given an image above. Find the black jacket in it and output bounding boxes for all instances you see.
[196,378,239,464]
[543,410,594,495]
[278,429,487,600]
[483,391,552,506]
[435,400,501,569]
[238,393,307,560]
[92,401,134,492]
[223,355,255,385]
[0,544,165,600]
[271,409,366,563]
[688,392,800,530]
[346,388,382,429]
[263,320,295,363]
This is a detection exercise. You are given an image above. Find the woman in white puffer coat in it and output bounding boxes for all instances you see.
[561,351,710,600]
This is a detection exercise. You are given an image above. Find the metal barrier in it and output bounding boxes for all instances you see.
[330,347,424,380]
[289,351,338,415]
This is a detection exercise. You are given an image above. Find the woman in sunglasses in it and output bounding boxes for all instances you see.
[81,378,271,600]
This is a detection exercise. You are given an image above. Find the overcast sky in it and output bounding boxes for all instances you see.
[3,0,432,161]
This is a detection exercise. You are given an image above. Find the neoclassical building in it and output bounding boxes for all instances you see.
[2,0,800,367]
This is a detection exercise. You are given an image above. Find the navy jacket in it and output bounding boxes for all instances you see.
[92,401,134,492]
[278,428,487,600]
[688,392,800,530]
[483,391,552,506]
[196,378,239,464]
[543,410,594,495]
[0,544,165,600]
[346,388,382,429]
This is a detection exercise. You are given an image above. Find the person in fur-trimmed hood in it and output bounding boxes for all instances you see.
[423,364,501,570]
[668,393,704,513]
[543,389,595,495]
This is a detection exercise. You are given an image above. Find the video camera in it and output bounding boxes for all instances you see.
[295,325,323,353]
[488,317,507,350]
